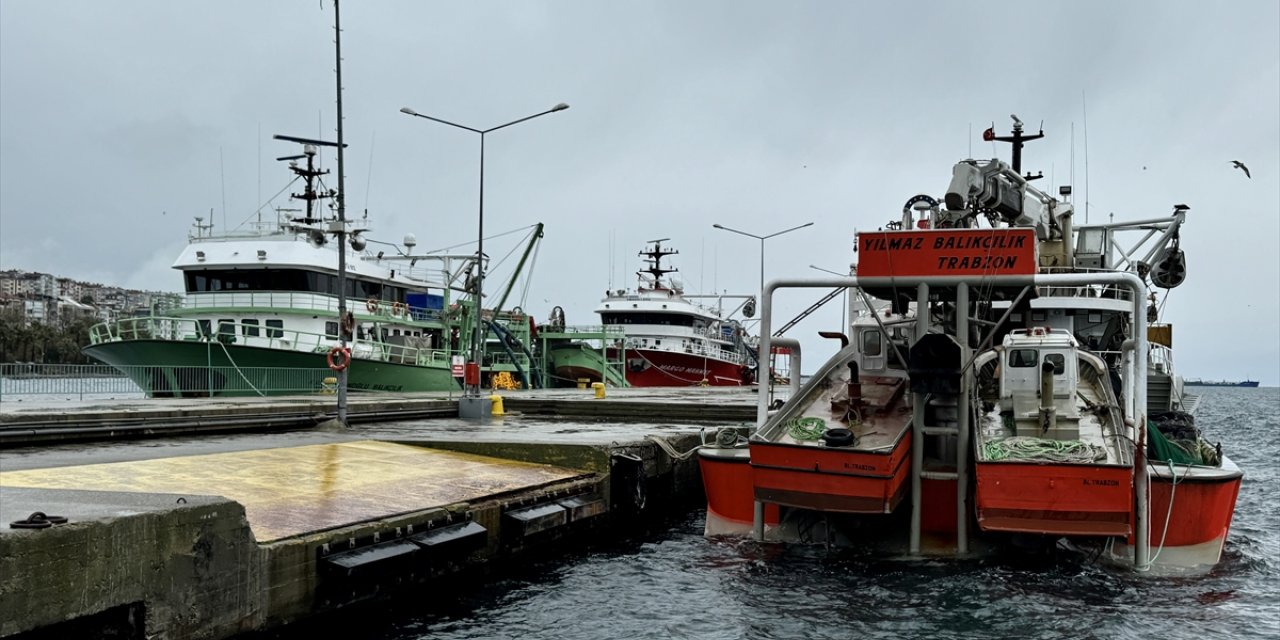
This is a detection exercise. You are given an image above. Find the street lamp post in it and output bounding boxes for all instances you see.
[713,222,812,389]
[712,222,814,297]
[809,263,851,334]
[401,103,568,418]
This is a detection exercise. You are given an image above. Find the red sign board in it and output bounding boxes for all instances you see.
[856,228,1037,277]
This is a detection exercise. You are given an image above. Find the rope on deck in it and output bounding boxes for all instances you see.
[785,416,828,441]
[981,436,1107,463]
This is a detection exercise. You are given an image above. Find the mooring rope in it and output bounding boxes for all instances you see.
[981,436,1107,463]
[645,434,706,460]
[214,339,265,397]
[1146,459,1190,567]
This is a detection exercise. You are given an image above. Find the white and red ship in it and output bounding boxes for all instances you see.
[592,240,757,387]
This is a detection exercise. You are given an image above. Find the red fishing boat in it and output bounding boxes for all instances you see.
[697,116,1242,572]
[972,328,1135,537]
[698,310,915,539]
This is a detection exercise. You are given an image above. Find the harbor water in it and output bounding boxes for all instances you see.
[251,386,1278,640]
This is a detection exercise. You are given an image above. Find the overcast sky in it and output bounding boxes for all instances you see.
[2,1,1277,384]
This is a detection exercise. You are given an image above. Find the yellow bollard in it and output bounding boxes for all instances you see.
[592,382,606,399]
[321,377,338,394]
[490,394,505,416]
[577,378,590,389]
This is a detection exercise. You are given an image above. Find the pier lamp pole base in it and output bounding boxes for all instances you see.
[458,396,493,421]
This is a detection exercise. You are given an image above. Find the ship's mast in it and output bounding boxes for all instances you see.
[283,147,332,225]
[638,238,678,290]
[990,114,1044,180]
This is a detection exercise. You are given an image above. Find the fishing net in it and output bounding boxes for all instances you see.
[1147,417,1220,466]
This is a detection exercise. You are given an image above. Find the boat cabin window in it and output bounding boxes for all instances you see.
[1044,353,1065,375]
[861,330,883,357]
[600,312,693,327]
[265,319,283,338]
[185,268,405,303]
[216,319,236,344]
[241,319,260,337]
[1009,349,1039,368]
[325,321,339,338]
[198,319,211,338]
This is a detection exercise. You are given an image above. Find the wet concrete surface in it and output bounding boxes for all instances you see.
[1,440,588,541]
[0,414,744,471]
[0,386,775,471]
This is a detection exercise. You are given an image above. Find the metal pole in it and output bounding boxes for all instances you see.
[473,132,485,401]
[333,0,349,425]
[909,282,928,554]
[956,282,970,554]
[759,238,766,301]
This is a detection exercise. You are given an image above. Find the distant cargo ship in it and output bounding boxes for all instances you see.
[1185,379,1260,387]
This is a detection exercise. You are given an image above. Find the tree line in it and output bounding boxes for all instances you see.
[0,308,101,364]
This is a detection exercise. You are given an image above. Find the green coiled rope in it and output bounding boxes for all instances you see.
[981,436,1107,463]
[785,416,829,441]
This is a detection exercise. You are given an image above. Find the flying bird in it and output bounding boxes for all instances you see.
[1231,160,1250,178]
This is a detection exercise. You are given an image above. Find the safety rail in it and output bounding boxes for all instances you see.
[624,337,740,364]
[538,324,627,338]
[165,292,447,322]
[0,363,337,401]
[86,316,459,368]
[1035,268,1135,301]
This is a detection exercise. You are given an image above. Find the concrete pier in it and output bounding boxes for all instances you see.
[0,386,762,447]
[0,387,745,638]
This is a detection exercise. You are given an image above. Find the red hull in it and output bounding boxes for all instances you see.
[617,348,752,387]
[975,462,1134,536]
[1142,465,1242,548]
[698,449,779,535]
[749,431,912,514]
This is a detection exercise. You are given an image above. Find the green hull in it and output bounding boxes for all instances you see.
[83,339,459,397]
[546,342,626,388]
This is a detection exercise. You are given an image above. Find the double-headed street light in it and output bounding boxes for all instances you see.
[400,103,569,418]
[809,263,852,333]
[712,222,814,297]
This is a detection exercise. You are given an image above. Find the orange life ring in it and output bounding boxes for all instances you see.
[392,302,406,317]
[327,346,351,371]
[366,298,378,313]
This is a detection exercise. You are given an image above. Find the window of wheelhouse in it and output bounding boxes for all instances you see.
[325,321,339,338]
[184,269,401,301]
[265,319,283,338]
[1044,353,1065,375]
[241,319,260,337]
[861,329,882,356]
[600,313,693,326]
[1009,349,1038,368]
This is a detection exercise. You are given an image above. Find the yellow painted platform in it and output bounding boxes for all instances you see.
[0,441,587,542]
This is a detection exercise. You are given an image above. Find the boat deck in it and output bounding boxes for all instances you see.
[770,375,910,451]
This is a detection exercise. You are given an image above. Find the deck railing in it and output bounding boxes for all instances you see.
[86,316,458,368]
[0,363,337,402]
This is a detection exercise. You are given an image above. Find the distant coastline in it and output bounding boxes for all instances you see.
[1184,379,1260,388]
